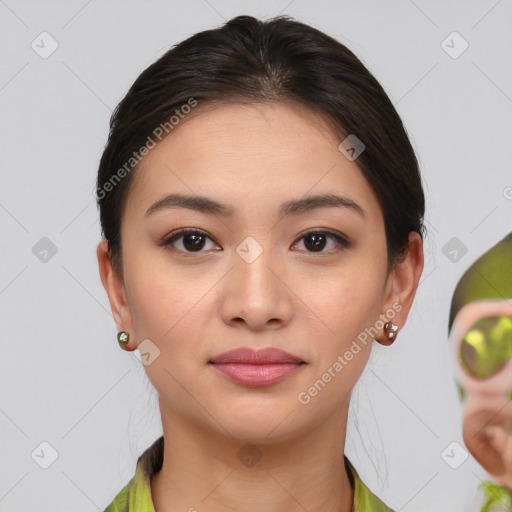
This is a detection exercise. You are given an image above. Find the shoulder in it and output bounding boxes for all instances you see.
[344,455,396,512]
[103,486,129,512]
[478,479,512,511]
[103,437,164,512]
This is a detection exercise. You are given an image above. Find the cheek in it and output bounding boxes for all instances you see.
[298,270,384,382]
[333,257,387,343]
[124,257,211,355]
[315,264,384,334]
[125,266,213,407]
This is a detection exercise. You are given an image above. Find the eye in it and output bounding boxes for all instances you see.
[293,229,351,253]
[159,228,351,254]
[159,228,219,253]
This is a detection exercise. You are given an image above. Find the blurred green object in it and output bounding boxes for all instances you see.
[460,315,512,379]
[449,233,512,511]
[449,232,512,334]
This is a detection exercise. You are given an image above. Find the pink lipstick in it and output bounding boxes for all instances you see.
[208,347,306,387]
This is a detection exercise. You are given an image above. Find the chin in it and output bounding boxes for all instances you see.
[208,403,316,445]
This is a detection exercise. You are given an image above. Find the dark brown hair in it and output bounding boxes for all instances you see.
[96,15,426,276]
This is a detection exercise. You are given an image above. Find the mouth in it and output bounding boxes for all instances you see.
[209,346,306,365]
[208,347,307,387]
[209,361,306,387]
[208,361,307,365]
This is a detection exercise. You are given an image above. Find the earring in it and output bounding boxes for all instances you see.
[117,331,131,351]
[379,322,399,346]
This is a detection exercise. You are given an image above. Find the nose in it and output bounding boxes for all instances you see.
[218,249,294,332]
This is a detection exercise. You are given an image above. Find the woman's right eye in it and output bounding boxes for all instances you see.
[160,228,219,253]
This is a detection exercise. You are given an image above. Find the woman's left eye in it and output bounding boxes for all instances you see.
[293,230,350,253]
[159,229,350,254]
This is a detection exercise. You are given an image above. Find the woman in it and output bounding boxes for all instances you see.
[97,15,425,512]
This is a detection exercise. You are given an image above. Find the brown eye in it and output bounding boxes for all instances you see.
[294,230,350,253]
[161,229,218,253]
[159,228,351,255]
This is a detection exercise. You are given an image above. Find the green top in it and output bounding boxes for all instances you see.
[103,436,395,512]
[479,480,512,512]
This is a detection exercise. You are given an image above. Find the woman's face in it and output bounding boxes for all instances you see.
[103,102,405,443]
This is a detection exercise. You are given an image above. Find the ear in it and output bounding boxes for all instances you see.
[97,239,135,349]
[380,231,424,334]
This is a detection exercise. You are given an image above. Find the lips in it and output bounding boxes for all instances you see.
[208,347,306,387]
[208,347,305,365]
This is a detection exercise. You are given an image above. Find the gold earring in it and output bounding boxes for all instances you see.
[378,322,399,346]
[117,331,131,351]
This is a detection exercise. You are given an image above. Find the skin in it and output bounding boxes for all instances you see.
[97,102,424,512]
[449,299,512,488]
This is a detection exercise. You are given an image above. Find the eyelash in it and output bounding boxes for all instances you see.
[159,228,351,255]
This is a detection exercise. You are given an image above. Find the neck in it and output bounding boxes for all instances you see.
[150,399,354,512]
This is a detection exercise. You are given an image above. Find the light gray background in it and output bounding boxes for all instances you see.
[1,1,511,511]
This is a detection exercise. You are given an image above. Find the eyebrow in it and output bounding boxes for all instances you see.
[145,193,366,220]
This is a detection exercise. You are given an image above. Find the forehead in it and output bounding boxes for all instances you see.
[155,100,342,150]
[126,102,382,223]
